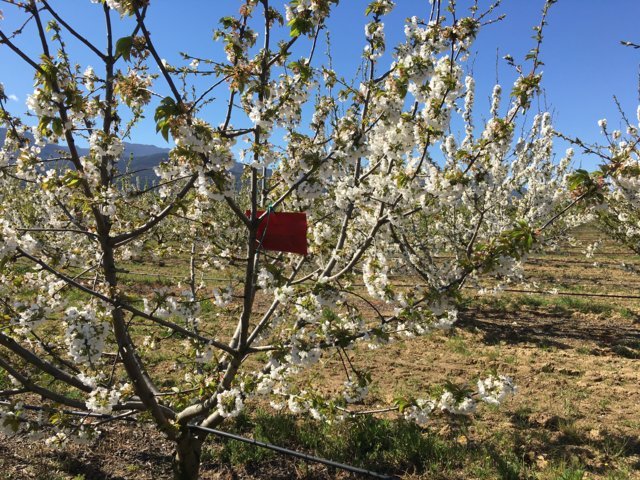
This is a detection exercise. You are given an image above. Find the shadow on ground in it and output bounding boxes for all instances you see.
[459,306,640,358]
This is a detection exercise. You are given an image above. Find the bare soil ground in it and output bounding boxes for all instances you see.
[1,227,639,479]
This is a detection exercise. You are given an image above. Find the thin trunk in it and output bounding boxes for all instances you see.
[173,429,202,480]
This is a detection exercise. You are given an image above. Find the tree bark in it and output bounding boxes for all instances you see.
[173,430,202,480]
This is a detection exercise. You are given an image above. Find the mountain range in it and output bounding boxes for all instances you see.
[0,127,245,185]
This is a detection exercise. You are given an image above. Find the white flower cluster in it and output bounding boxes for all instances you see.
[253,358,288,396]
[212,285,233,307]
[294,293,324,324]
[274,285,294,304]
[24,64,85,142]
[116,70,154,108]
[86,384,128,415]
[362,253,390,300]
[26,89,57,118]
[153,122,235,200]
[143,289,201,322]
[63,306,110,366]
[432,309,458,330]
[42,424,98,447]
[83,66,96,91]
[195,342,216,364]
[257,268,275,290]
[11,272,66,333]
[583,241,600,259]
[476,375,517,406]
[287,343,322,368]
[375,0,395,15]
[365,20,384,41]
[587,106,640,254]
[284,0,336,29]
[342,380,369,404]
[311,222,333,250]
[0,220,17,260]
[216,388,244,418]
[437,391,477,416]
[403,399,435,426]
[281,391,327,421]
[103,0,127,17]
[490,84,502,117]
[45,431,69,448]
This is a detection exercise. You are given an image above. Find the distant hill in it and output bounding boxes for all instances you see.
[0,128,247,186]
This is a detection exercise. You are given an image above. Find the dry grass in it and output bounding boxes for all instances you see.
[1,225,639,479]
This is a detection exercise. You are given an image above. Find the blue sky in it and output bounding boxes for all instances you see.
[1,1,639,170]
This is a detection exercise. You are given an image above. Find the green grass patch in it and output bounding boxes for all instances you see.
[553,297,614,315]
[445,335,472,356]
[200,409,596,479]
[206,410,463,474]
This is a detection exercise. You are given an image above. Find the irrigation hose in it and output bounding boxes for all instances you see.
[188,424,399,479]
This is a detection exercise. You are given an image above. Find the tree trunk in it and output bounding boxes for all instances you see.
[173,430,202,480]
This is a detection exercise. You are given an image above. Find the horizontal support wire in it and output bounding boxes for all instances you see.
[525,258,640,267]
[0,400,138,422]
[471,287,640,300]
[79,271,640,301]
[188,424,398,479]
[65,253,640,302]
[429,256,640,267]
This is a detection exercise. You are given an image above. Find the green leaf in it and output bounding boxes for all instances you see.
[0,256,9,273]
[38,116,52,137]
[288,18,302,37]
[567,169,592,192]
[161,123,170,142]
[154,96,179,140]
[393,396,410,413]
[154,96,177,122]
[63,170,82,188]
[443,380,473,402]
[287,60,312,81]
[115,36,134,61]
[287,17,312,37]
[51,117,63,137]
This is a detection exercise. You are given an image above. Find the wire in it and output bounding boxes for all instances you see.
[255,204,274,254]
[471,287,640,300]
[188,424,398,479]
[0,400,138,422]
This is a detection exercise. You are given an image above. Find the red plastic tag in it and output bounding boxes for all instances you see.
[245,211,308,256]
